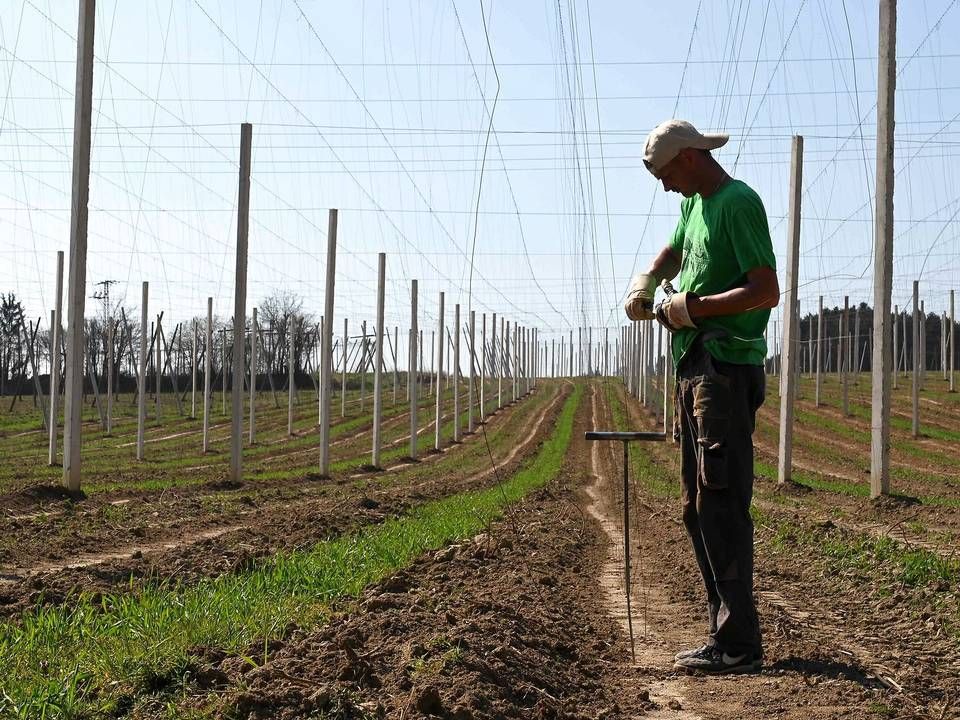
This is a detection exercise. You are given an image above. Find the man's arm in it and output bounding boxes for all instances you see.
[647,246,681,282]
[687,266,779,320]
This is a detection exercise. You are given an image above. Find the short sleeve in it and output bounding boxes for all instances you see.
[728,190,776,273]
[668,200,690,255]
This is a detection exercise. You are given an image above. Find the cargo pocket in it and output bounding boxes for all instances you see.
[693,375,731,490]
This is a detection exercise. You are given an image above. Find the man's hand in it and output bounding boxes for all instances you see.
[624,273,658,321]
[656,291,698,331]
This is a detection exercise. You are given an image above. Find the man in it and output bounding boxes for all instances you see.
[624,119,779,674]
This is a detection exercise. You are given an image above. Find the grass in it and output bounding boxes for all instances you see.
[604,381,678,498]
[0,384,582,719]
[754,504,960,590]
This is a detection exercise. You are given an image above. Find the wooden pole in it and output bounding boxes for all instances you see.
[815,296,823,407]
[842,296,849,416]
[229,123,252,483]
[871,0,896,497]
[392,326,398,406]
[951,289,955,392]
[191,320,198,419]
[912,281,920,439]
[453,303,461,442]
[249,307,257,445]
[341,317,348,417]
[893,305,899,389]
[468,309,476,433]
[154,317,162,420]
[480,313,486,420]
[319,209,338,476]
[48,250,64,465]
[360,321,367,413]
[409,279,418,459]
[778,135,803,486]
[434,292,444,450]
[372,253,386,467]
[137,282,148,461]
[203,297,212,453]
[62,0,96,492]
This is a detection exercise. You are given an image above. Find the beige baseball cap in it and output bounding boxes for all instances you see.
[643,119,729,174]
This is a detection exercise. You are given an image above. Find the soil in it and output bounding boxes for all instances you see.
[0,386,565,617]
[4,379,959,719]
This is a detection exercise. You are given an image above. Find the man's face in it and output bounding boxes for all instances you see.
[652,149,697,197]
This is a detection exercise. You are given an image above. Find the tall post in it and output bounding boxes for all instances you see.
[249,307,257,445]
[854,306,861,382]
[360,321,367,412]
[951,289,955,392]
[480,313,486,420]
[288,317,295,436]
[815,296,824,407]
[319,209,338,475]
[434,292,445,450]
[453,303,461,442]
[893,305,899,389]
[137,282,148,461]
[155,318,161,419]
[203,297,213,453]
[62,0,96,492]
[48,250,64,465]
[409,279,418,459]
[106,314,114,434]
[191,320,198,419]
[372,253,386,467]
[468,310,476,433]
[512,323,519,402]
[229,123,252,483]
[221,328,227,415]
[912,280,920,439]
[842,296,850,416]
[392,326,398,406]
[497,317,503,407]
[871,0,896,497]
[778,135,803,486]
[341,317,348,417]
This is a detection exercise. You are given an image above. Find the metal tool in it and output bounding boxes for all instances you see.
[585,429,666,661]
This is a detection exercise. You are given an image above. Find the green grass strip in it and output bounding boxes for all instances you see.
[0,385,582,719]
[604,381,679,498]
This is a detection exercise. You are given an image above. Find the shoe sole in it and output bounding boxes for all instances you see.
[674,661,763,675]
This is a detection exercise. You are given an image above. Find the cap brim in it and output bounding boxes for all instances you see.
[699,133,729,150]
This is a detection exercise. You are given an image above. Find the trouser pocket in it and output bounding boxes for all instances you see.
[693,375,731,490]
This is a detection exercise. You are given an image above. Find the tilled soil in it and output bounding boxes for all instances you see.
[4,379,958,719]
[0,386,564,617]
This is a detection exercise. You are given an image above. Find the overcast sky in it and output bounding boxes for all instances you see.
[2,0,959,345]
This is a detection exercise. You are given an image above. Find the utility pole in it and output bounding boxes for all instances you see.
[62,0,96,493]
[871,0,896,498]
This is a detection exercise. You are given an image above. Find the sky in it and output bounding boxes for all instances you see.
[1,0,959,352]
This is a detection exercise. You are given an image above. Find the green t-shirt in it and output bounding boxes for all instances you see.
[667,178,776,368]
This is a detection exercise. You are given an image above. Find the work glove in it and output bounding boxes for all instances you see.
[655,288,698,332]
[624,273,658,321]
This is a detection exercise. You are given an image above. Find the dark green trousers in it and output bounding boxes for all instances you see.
[675,342,764,657]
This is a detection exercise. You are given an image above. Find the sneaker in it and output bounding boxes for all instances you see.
[674,643,713,662]
[673,645,762,674]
